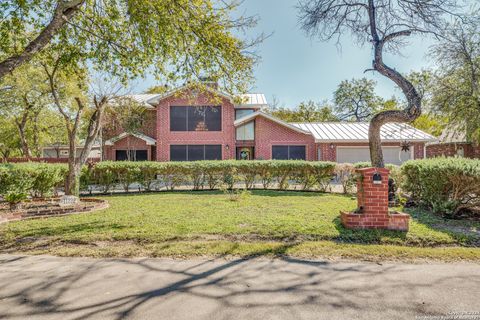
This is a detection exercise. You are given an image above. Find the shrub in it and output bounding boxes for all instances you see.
[334,163,356,194]
[82,160,336,192]
[0,163,66,201]
[402,158,480,218]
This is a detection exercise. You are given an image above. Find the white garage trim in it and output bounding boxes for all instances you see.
[336,145,414,164]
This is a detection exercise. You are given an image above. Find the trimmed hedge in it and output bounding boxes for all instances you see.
[82,160,337,192]
[402,158,480,218]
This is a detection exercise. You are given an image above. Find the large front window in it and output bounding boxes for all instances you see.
[170,106,221,131]
[170,145,222,161]
[272,145,306,160]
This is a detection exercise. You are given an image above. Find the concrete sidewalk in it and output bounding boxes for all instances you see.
[0,254,479,320]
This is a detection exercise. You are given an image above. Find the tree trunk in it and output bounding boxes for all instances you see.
[64,97,107,196]
[0,0,85,80]
[16,114,31,159]
[65,132,80,196]
[367,0,421,168]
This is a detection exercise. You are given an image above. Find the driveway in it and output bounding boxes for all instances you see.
[0,254,479,320]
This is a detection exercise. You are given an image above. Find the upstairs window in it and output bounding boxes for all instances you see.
[170,106,221,131]
[235,109,255,120]
[236,121,255,141]
[272,145,306,160]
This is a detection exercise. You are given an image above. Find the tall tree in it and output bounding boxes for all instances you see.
[333,78,381,122]
[40,47,110,196]
[0,1,258,93]
[268,100,338,122]
[2,0,259,196]
[0,63,51,157]
[299,0,463,167]
[430,19,480,142]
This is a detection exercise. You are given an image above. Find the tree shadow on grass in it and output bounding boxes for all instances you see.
[91,189,351,199]
[332,216,408,245]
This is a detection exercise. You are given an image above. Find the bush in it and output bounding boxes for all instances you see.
[0,163,67,201]
[84,160,336,192]
[402,158,480,218]
[334,163,356,194]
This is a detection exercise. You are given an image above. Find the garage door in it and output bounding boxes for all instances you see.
[336,147,412,165]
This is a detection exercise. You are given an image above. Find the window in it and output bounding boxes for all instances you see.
[170,145,187,161]
[236,121,255,140]
[272,145,306,160]
[170,106,221,131]
[235,109,254,120]
[116,150,148,161]
[170,145,222,161]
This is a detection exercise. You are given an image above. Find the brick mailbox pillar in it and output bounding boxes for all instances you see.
[340,167,410,231]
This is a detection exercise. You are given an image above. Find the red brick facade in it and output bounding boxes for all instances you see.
[155,91,236,161]
[426,142,480,159]
[254,117,316,160]
[341,168,410,231]
[102,87,429,162]
[104,136,153,161]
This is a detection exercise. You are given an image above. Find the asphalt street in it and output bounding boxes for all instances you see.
[0,254,479,320]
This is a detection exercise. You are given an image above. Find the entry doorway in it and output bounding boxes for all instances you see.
[236,147,254,160]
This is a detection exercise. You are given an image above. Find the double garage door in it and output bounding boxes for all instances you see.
[336,146,413,165]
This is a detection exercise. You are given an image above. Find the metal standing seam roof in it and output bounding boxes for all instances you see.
[237,93,268,107]
[291,122,436,142]
[142,86,268,108]
[111,94,159,109]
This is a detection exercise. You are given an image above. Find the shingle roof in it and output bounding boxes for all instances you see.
[291,122,436,142]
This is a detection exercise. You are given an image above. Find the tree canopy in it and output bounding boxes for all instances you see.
[0,0,258,93]
[430,18,480,142]
[333,78,382,122]
[298,0,465,167]
[267,100,339,122]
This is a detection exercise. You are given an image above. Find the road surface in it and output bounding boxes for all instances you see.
[0,254,479,320]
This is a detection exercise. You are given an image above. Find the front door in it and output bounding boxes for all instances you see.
[236,147,254,160]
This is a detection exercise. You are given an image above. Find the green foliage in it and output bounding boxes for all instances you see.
[1,0,256,93]
[333,78,382,122]
[0,163,67,207]
[402,158,480,218]
[429,20,480,142]
[85,160,336,192]
[267,100,339,122]
[334,163,356,194]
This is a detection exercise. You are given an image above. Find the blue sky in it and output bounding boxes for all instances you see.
[138,0,436,108]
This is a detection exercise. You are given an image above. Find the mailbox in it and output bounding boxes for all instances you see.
[372,172,382,185]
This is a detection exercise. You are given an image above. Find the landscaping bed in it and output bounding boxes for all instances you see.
[0,191,479,261]
[0,198,108,224]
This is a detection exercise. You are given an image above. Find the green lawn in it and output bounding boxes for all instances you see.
[1,191,479,261]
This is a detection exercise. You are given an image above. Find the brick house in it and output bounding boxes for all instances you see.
[103,84,436,163]
[426,126,480,159]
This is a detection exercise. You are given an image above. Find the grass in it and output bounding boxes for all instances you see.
[0,190,479,261]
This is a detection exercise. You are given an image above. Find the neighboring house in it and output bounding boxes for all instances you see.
[42,142,102,159]
[102,83,436,164]
[426,125,480,159]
